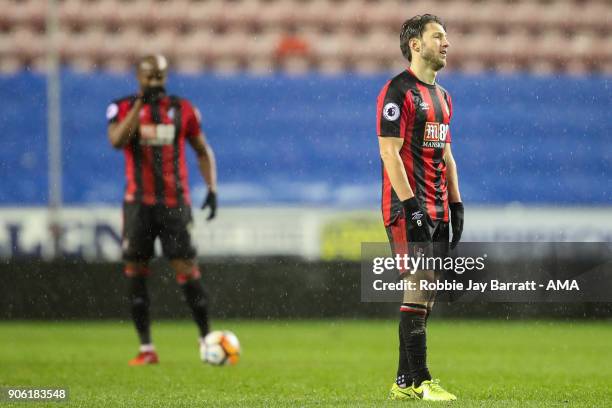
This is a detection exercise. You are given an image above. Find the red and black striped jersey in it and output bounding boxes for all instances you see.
[106,94,202,207]
[376,68,453,226]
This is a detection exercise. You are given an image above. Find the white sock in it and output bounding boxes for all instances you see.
[139,344,155,353]
[199,337,206,345]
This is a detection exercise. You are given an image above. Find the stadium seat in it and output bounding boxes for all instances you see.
[224,0,261,28]
[59,0,86,28]
[578,2,612,32]
[185,0,226,29]
[153,0,191,29]
[0,55,22,73]
[72,26,110,60]
[85,0,121,28]
[311,29,355,67]
[299,0,334,28]
[173,28,213,61]
[12,0,46,29]
[0,0,611,74]
[12,26,44,60]
[258,0,295,28]
[504,1,546,31]
[350,28,397,63]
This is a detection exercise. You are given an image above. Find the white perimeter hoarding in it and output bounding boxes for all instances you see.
[0,207,610,261]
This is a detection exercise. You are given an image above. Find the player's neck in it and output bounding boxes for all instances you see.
[408,60,437,85]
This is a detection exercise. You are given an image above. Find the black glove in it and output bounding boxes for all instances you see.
[449,202,464,249]
[141,86,166,104]
[201,190,217,221]
[402,197,432,243]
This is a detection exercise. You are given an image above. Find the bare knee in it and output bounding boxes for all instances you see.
[170,259,201,284]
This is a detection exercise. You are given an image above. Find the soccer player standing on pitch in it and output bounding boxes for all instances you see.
[377,15,463,401]
[107,54,218,365]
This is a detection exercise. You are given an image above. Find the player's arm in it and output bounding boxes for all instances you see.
[377,82,430,241]
[378,136,414,200]
[444,143,461,203]
[444,143,464,248]
[188,132,217,194]
[188,132,218,220]
[378,136,430,241]
[107,98,143,149]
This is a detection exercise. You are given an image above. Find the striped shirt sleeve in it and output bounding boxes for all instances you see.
[376,80,409,138]
[182,100,202,139]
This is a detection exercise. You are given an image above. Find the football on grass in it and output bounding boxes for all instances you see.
[200,330,240,366]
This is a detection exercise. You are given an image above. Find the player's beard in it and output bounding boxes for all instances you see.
[421,47,446,71]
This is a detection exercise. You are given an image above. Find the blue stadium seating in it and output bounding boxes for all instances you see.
[0,70,609,206]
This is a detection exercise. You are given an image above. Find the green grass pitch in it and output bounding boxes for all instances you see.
[1,320,611,407]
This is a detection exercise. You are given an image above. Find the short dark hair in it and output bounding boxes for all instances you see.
[400,14,446,61]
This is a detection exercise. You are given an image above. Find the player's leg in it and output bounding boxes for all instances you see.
[426,222,450,315]
[410,221,456,401]
[400,269,435,390]
[391,277,434,400]
[385,218,412,390]
[122,203,157,365]
[158,205,210,346]
[170,258,210,340]
[125,261,158,365]
[386,215,431,400]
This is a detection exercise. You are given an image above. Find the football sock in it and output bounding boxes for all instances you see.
[396,322,412,388]
[128,276,151,345]
[180,279,209,337]
[399,303,432,387]
[139,344,155,353]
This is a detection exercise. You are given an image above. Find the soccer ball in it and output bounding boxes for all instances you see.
[200,330,240,366]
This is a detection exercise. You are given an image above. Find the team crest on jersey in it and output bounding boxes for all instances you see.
[423,122,449,148]
[168,108,175,120]
[419,101,429,111]
[383,102,400,121]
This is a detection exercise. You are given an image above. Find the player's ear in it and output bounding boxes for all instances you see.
[409,37,421,53]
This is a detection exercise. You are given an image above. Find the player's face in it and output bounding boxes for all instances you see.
[137,67,167,91]
[418,23,450,71]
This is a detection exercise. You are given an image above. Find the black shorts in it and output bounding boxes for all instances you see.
[122,202,197,261]
[385,214,449,258]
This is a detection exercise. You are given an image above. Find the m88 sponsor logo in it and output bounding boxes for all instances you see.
[423,122,448,148]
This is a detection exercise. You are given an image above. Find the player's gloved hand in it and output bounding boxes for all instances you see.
[201,190,217,221]
[402,197,432,243]
[449,202,464,249]
[141,86,166,104]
